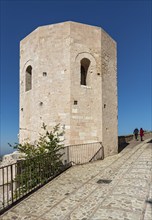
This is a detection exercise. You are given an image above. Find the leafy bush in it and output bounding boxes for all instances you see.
[10,124,65,197]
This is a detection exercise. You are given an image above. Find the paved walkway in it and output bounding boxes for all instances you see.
[0,139,152,220]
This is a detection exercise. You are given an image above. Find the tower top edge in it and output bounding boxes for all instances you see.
[20,21,116,43]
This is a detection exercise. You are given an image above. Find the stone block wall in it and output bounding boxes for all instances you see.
[19,21,118,157]
[70,22,102,144]
[20,22,71,145]
[101,30,118,156]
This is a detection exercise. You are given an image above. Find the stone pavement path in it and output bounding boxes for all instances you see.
[0,139,152,220]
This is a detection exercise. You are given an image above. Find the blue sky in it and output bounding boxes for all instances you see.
[0,0,151,156]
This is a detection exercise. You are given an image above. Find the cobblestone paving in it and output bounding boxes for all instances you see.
[0,139,152,220]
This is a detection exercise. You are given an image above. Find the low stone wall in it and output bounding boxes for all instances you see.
[0,151,25,168]
[118,131,152,153]
[118,135,133,146]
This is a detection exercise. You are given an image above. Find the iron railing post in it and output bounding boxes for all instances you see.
[10,164,13,204]
[2,167,5,208]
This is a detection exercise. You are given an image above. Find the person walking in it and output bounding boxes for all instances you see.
[140,128,144,141]
[133,128,139,140]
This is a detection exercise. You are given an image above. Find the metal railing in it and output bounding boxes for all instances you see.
[62,142,104,165]
[0,142,103,214]
[0,154,72,214]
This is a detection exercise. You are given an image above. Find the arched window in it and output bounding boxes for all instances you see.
[80,58,90,85]
[25,65,32,91]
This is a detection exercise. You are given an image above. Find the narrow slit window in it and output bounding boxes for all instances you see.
[25,65,32,91]
[80,58,90,86]
[43,72,47,76]
[74,100,78,105]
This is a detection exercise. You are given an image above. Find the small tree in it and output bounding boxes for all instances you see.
[10,123,65,159]
[36,123,65,170]
[10,124,65,197]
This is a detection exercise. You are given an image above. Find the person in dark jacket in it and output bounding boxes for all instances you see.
[140,128,144,141]
[133,128,139,140]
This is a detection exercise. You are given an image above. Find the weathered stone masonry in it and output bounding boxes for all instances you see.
[19,21,118,157]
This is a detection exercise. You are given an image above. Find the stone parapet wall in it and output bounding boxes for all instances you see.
[118,135,133,147]
[118,132,152,148]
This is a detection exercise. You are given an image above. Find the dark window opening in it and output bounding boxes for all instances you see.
[74,100,78,105]
[25,65,32,91]
[43,72,47,76]
[80,58,90,86]
[81,66,86,85]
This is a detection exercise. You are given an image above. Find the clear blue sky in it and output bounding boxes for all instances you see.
[0,0,151,156]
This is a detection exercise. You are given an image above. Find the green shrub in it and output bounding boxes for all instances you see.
[10,124,65,198]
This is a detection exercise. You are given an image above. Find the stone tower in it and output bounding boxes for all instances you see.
[19,21,118,157]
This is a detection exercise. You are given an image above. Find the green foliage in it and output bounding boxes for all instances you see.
[10,124,65,199]
[10,123,65,158]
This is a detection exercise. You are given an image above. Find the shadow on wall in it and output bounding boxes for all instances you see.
[118,135,133,153]
[118,132,152,153]
[118,138,129,153]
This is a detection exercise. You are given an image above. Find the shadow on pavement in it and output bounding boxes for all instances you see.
[146,199,152,205]
[118,142,129,153]
[147,139,152,143]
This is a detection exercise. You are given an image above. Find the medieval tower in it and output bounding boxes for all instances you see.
[19,21,118,157]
